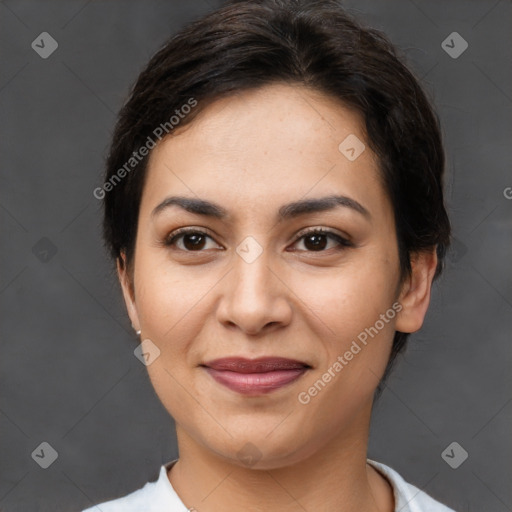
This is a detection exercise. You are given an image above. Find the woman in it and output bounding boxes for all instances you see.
[85,0,454,510]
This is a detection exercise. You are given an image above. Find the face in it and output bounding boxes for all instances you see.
[118,83,436,469]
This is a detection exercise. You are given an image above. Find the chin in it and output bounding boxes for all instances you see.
[203,422,320,470]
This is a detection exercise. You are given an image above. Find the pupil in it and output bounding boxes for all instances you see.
[305,234,327,251]
[184,233,206,250]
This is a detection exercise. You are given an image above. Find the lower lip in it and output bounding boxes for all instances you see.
[204,367,308,395]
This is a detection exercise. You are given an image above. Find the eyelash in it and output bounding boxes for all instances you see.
[163,227,353,253]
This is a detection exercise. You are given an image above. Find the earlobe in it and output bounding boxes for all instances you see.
[395,248,438,334]
[116,253,141,333]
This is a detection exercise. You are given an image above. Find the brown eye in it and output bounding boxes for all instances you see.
[180,232,207,250]
[292,228,352,252]
[165,229,221,251]
[302,233,328,251]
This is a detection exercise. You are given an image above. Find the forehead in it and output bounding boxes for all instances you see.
[140,83,386,222]
[153,83,371,165]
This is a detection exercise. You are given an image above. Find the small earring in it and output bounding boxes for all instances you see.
[136,330,141,336]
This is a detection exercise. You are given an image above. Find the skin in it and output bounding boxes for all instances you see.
[117,83,438,512]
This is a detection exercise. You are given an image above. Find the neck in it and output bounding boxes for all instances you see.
[167,404,394,512]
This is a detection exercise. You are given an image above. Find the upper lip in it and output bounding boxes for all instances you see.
[202,357,311,373]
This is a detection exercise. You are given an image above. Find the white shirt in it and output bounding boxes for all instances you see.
[82,458,455,511]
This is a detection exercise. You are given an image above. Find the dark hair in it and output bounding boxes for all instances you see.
[101,0,451,381]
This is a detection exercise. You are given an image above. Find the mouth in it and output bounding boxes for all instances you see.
[201,357,311,396]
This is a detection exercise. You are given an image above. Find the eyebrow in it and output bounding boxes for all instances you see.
[151,194,371,222]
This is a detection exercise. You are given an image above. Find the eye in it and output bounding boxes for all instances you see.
[290,228,352,252]
[164,228,222,252]
[163,227,352,253]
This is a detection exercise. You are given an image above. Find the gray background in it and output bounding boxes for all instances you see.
[1,0,511,510]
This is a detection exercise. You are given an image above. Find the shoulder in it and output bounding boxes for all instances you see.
[81,461,187,512]
[367,459,456,512]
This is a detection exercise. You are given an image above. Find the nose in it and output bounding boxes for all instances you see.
[216,243,293,336]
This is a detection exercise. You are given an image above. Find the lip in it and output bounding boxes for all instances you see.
[201,357,311,395]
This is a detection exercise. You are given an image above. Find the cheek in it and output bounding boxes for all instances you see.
[290,251,400,403]
[292,256,399,337]
[135,253,210,332]
[293,268,397,420]
[134,261,211,417]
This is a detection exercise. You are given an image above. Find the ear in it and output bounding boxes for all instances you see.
[117,252,141,333]
[395,248,438,334]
